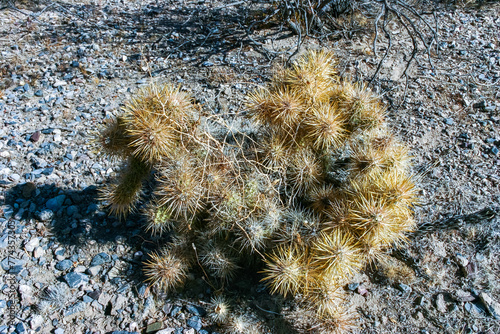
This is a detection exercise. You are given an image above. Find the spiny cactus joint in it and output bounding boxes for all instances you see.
[98,49,419,332]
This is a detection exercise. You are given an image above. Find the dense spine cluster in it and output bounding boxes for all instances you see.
[98,50,418,333]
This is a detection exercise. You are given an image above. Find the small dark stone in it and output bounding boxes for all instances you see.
[491,147,499,155]
[398,283,412,294]
[459,132,469,140]
[41,128,54,134]
[473,100,486,109]
[187,316,203,331]
[71,61,79,67]
[34,90,43,97]
[21,182,37,198]
[30,131,41,142]
[87,290,101,300]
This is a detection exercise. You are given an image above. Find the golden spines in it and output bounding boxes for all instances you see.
[143,249,188,292]
[246,86,306,131]
[121,83,197,164]
[310,230,363,279]
[99,156,151,219]
[332,80,385,131]
[288,147,324,195]
[261,244,311,297]
[155,154,206,221]
[283,49,338,103]
[303,103,348,151]
[96,116,131,158]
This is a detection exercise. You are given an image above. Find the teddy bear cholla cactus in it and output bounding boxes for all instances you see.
[97,50,418,332]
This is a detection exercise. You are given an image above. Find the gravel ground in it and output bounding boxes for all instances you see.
[0,0,499,333]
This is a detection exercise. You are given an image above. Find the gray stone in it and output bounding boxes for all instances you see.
[465,302,486,315]
[145,322,163,333]
[90,252,110,266]
[63,272,89,289]
[436,294,447,313]
[1,257,25,274]
[171,305,182,317]
[63,302,86,317]
[110,295,128,315]
[455,290,475,302]
[82,295,93,303]
[15,322,26,333]
[55,259,73,271]
[187,316,202,331]
[479,292,500,319]
[46,195,66,211]
[455,253,469,267]
[0,233,8,249]
[86,266,101,276]
[54,329,64,334]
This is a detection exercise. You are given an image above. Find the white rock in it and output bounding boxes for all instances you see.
[74,265,87,273]
[87,266,101,276]
[34,246,45,258]
[30,314,44,329]
[53,80,67,87]
[480,292,500,319]
[18,285,34,305]
[24,238,39,252]
[157,329,175,334]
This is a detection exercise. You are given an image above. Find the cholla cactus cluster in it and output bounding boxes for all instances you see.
[98,50,418,332]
